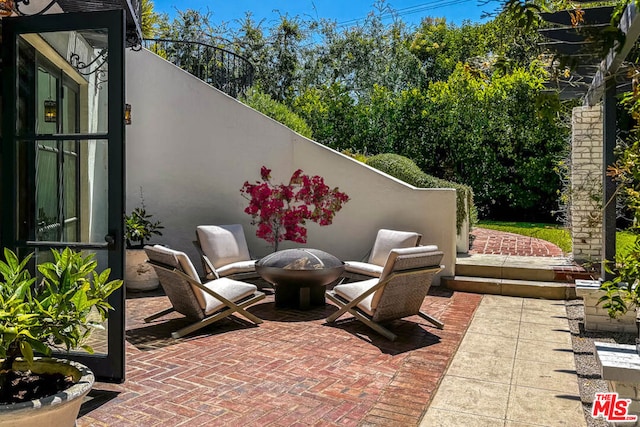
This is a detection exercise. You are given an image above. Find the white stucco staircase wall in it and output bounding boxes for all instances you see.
[125,48,457,281]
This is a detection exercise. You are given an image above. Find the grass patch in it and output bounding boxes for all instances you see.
[477,221,639,257]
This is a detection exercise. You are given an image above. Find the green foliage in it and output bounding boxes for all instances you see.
[296,64,567,221]
[599,238,640,318]
[598,76,640,319]
[125,207,163,249]
[159,2,566,222]
[140,0,161,38]
[241,88,313,138]
[0,248,122,371]
[366,154,475,233]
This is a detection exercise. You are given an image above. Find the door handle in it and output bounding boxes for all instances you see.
[104,234,116,246]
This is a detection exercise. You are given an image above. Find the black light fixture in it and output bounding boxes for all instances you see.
[44,100,57,123]
[43,73,57,123]
[124,103,132,125]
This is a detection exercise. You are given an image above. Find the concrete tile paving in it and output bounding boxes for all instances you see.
[420,295,585,427]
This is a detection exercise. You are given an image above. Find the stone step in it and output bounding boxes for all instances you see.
[442,276,577,300]
[456,254,593,283]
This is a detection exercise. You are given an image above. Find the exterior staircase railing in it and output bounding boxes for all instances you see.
[143,38,254,98]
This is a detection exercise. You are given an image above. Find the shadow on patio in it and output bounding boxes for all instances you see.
[77,286,481,426]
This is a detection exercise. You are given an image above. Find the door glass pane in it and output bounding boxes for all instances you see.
[62,83,78,134]
[36,141,60,241]
[63,140,78,242]
[17,139,108,244]
[36,67,58,134]
[17,29,109,136]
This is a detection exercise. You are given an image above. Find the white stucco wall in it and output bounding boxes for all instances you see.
[125,48,457,281]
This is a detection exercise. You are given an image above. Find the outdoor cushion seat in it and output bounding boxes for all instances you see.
[144,245,265,338]
[195,224,258,280]
[344,228,432,278]
[327,246,444,341]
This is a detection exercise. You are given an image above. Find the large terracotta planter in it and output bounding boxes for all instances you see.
[125,248,159,291]
[0,358,94,427]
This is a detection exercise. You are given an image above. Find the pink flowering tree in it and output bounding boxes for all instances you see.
[241,166,350,251]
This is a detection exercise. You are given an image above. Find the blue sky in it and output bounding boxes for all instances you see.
[153,0,493,29]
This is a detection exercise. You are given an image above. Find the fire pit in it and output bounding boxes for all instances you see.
[256,248,345,309]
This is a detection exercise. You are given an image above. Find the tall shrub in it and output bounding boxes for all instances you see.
[241,89,313,138]
[366,154,475,233]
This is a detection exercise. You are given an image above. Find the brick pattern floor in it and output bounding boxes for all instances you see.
[469,227,564,257]
[78,288,481,426]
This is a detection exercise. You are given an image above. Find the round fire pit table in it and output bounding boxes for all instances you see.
[256,248,345,309]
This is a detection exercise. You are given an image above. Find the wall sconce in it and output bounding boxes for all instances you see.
[44,100,57,123]
[124,103,132,125]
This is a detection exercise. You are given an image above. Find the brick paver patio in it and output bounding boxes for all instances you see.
[469,227,564,257]
[77,229,563,425]
[78,286,481,426]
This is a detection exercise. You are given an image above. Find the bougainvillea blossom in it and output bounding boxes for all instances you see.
[240,167,349,251]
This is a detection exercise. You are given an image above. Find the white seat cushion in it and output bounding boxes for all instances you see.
[197,225,252,269]
[205,260,257,280]
[368,229,422,266]
[333,278,379,316]
[201,278,258,315]
[344,261,384,277]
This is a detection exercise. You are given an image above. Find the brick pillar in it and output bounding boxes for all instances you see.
[571,105,603,264]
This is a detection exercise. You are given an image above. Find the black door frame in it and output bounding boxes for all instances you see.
[2,9,126,382]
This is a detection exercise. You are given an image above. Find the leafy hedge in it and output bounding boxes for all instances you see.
[241,89,313,139]
[366,153,475,233]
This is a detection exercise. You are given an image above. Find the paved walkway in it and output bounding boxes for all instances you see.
[420,295,585,427]
[470,227,565,257]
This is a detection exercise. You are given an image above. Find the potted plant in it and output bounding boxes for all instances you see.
[124,203,163,291]
[0,247,122,426]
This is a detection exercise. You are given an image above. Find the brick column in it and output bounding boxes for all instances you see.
[571,105,603,264]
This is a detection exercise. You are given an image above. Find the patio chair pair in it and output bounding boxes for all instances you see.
[143,245,265,338]
[192,225,429,281]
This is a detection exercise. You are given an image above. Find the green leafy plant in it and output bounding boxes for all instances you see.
[366,153,475,233]
[0,248,123,387]
[125,207,164,249]
[598,238,640,319]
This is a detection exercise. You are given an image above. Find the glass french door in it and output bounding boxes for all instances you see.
[1,10,126,382]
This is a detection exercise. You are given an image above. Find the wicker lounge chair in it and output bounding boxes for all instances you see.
[326,246,444,341]
[144,245,265,338]
[344,228,430,278]
[195,224,257,280]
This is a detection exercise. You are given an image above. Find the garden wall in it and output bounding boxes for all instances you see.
[124,48,457,281]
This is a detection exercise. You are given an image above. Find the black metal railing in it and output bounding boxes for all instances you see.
[143,38,254,98]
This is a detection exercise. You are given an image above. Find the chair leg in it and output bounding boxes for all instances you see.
[350,310,397,341]
[171,293,266,338]
[234,293,265,324]
[325,292,353,323]
[418,311,444,329]
[144,307,175,323]
[172,308,236,338]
